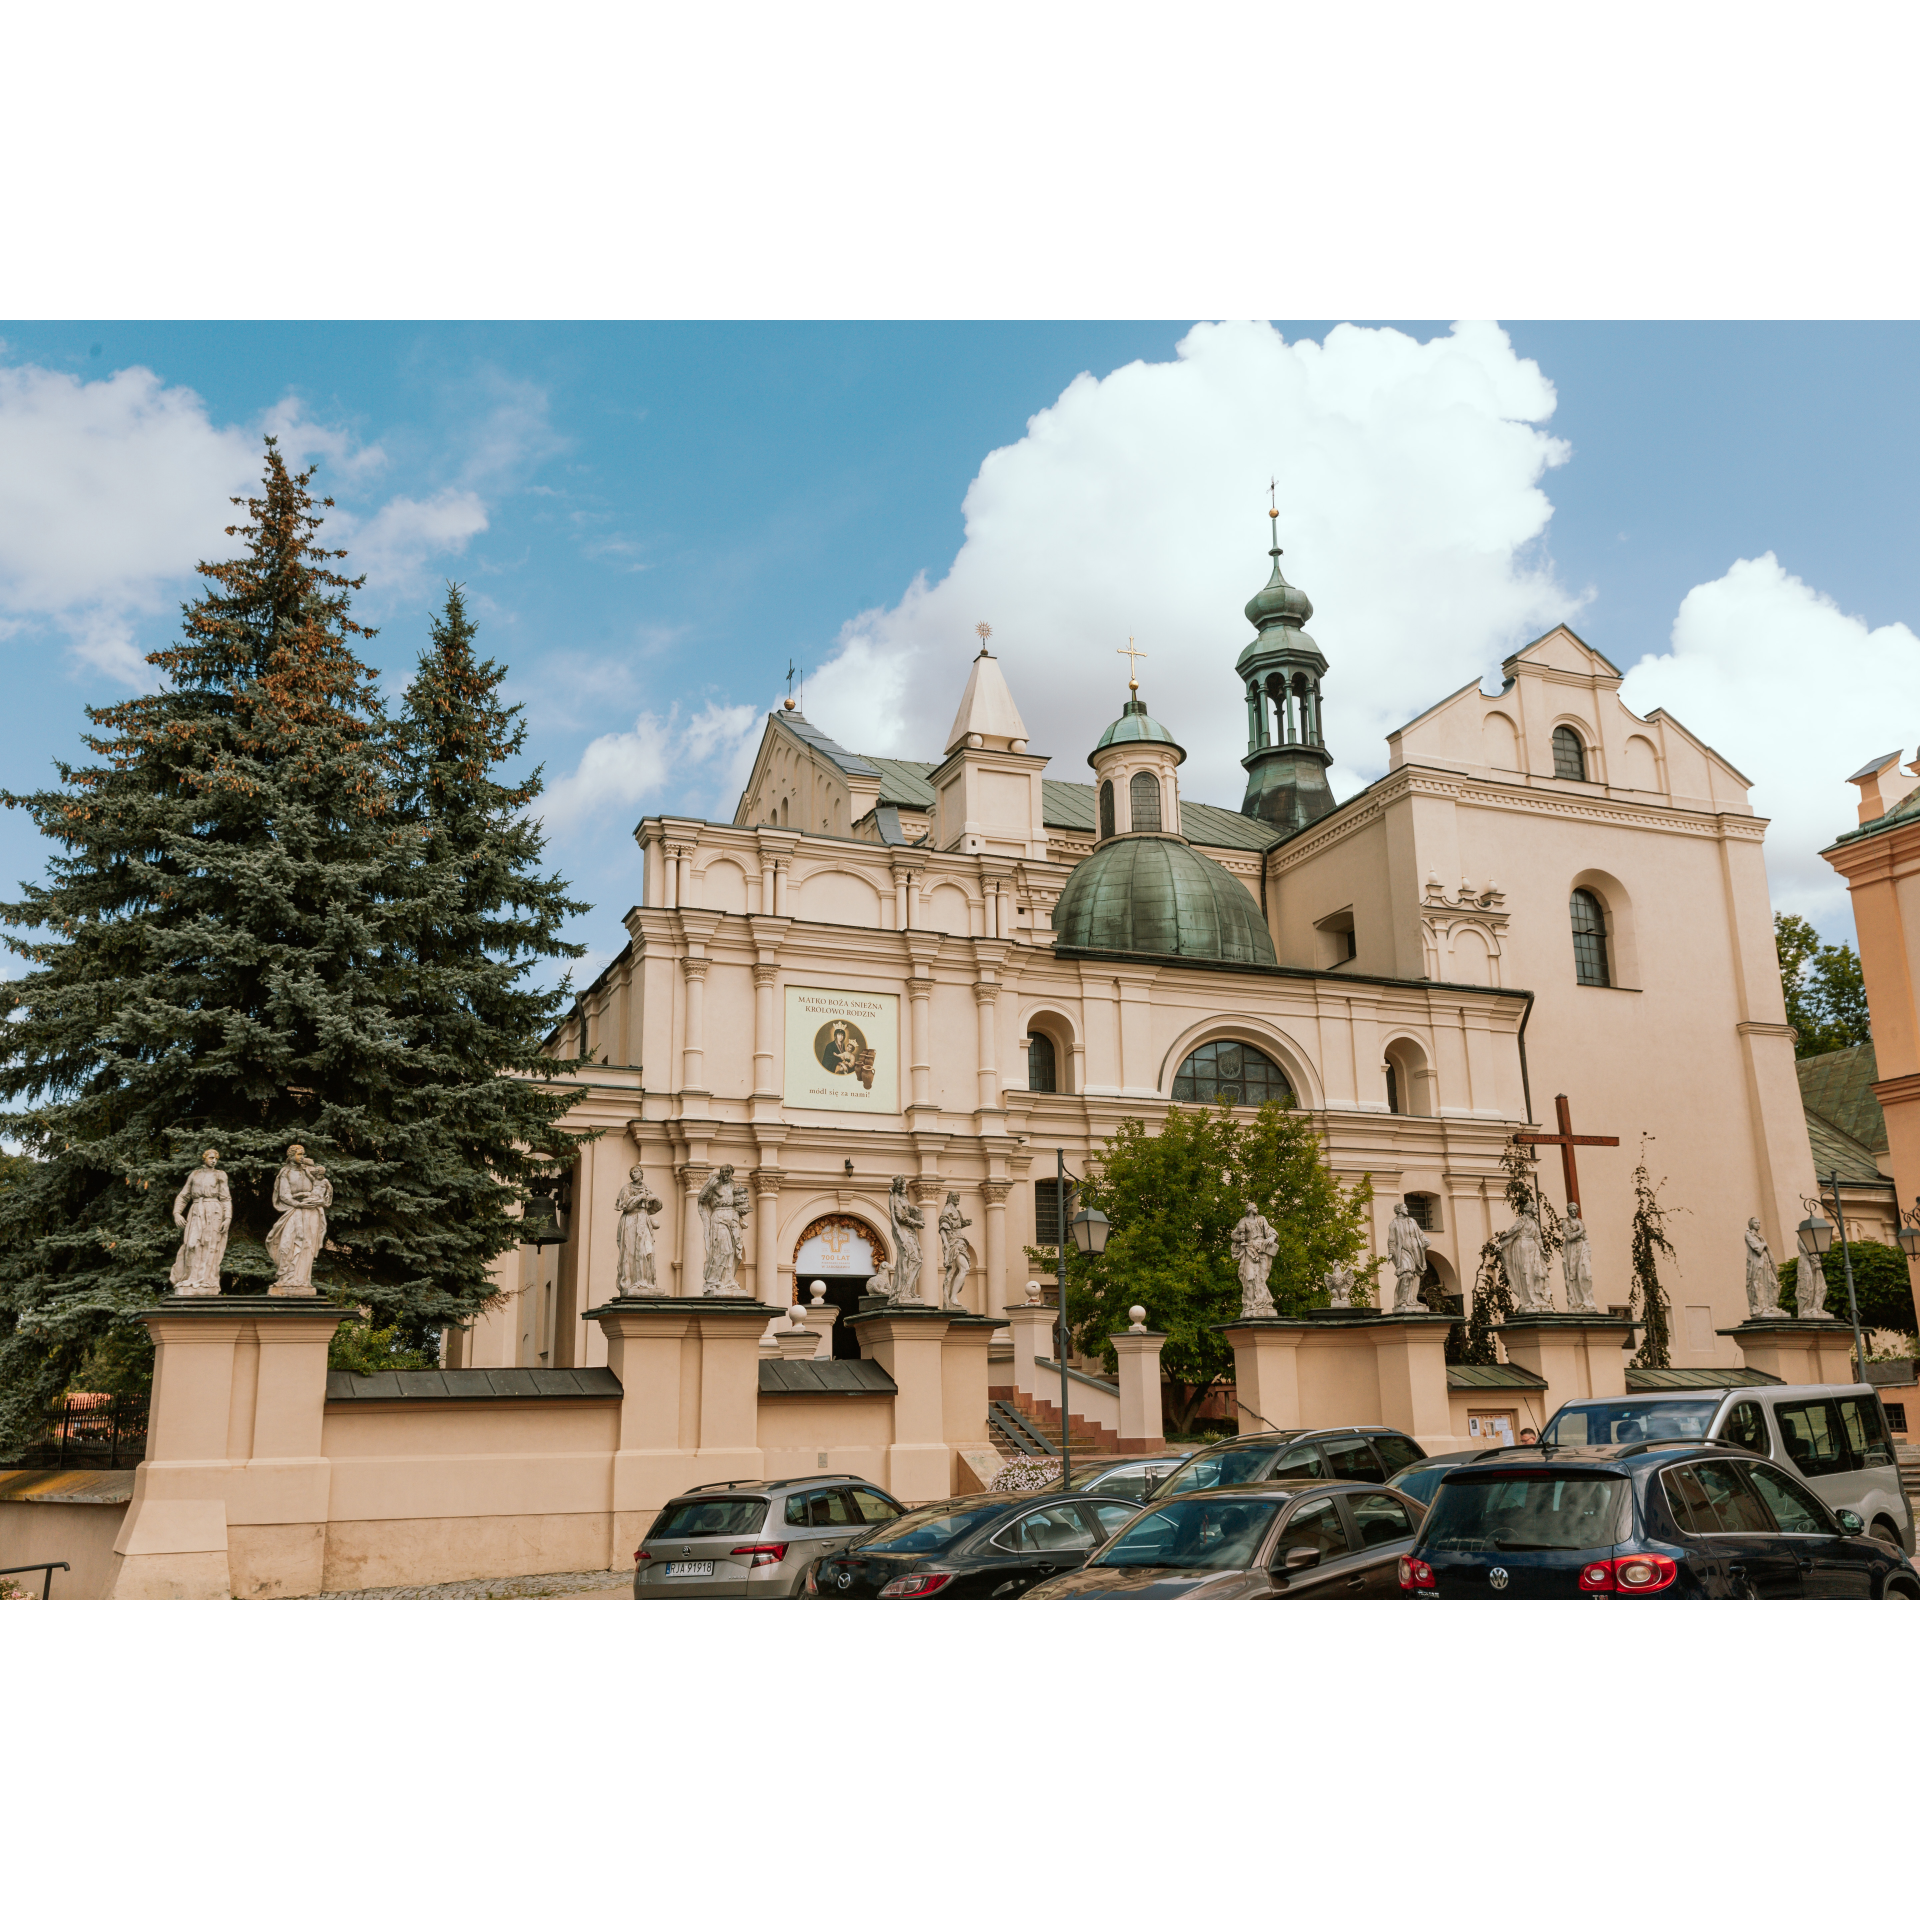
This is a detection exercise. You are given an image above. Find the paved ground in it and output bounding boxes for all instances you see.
[305,1569,630,1601]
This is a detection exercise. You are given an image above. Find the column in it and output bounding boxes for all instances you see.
[680,955,709,1090]
[771,858,788,917]
[676,844,694,906]
[760,854,777,916]
[907,977,934,1112]
[980,1180,1011,1320]
[750,1169,784,1306]
[678,1163,708,1297]
[752,961,780,1094]
[1003,1291,1055,1405]
[1112,1314,1168,1453]
[973,980,1001,1112]
[912,1178,946,1306]
[663,842,682,910]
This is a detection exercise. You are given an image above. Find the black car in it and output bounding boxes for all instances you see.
[1148,1426,1426,1501]
[1386,1447,1507,1508]
[805,1489,1146,1599]
[1400,1440,1920,1599]
[1026,1479,1428,1600]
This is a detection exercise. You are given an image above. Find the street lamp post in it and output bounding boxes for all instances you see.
[1052,1146,1111,1491]
[1795,1173,1869,1381]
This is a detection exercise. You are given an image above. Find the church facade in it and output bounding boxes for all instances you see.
[450,529,1816,1398]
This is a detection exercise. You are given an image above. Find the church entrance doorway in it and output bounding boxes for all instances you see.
[794,1215,887,1360]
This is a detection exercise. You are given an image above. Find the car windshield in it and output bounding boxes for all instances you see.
[1424,1473,1627,1551]
[1090,1498,1277,1570]
[1541,1399,1717,1445]
[1153,1441,1293,1500]
[650,1497,768,1539]
[856,1501,1011,1553]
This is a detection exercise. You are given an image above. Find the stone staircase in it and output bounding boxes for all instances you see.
[997,1385,1122,1455]
[1897,1443,1920,1507]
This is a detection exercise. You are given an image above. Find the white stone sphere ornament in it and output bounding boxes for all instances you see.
[1026,1279,1043,1303]
[1128,1305,1147,1332]
[788,1304,808,1327]
[810,1280,827,1305]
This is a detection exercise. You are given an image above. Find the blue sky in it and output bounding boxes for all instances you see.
[2,320,1917,984]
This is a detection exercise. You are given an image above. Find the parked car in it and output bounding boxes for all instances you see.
[1148,1427,1427,1502]
[1541,1383,1914,1551]
[805,1489,1145,1598]
[632,1475,904,1599]
[1386,1447,1508,1508]
[1067,1455,1190,1501]
[1026,1479,1428,1600]
[1399,1439,1920,1599]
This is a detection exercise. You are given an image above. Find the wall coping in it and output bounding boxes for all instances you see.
[325,1367,622,1401]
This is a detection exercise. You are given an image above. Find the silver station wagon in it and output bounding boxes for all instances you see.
[633,1475,904,1600]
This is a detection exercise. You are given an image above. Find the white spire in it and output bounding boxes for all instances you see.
[944,641,1031,755]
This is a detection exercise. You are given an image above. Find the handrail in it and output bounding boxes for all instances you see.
[1,1561,70,1600]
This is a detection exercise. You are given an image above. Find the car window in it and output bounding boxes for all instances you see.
[1087,1467,1147,1501]
[1275,1495,1351,1563]
[1776,1399,1854,1478]
[1744,1462,1833,1535]
[1664,1462,1773,1534]
[1347,1491,1418,1547]
[1543,1399,1717,1446]
[1091,1499,1275,1571]
[1158,1442,1284,1498]
[1835,1396,1893,1469]
[1721,1400,1767,1455]
[784,1490,847,1528]
[1321,1436,1385,1484]
[1425,1473,1625,1550]
[844,1487,900,1524]
[996,1503,1097,1555]
[1268,1445,1327,1481]
[1370,1434,1424,1476]
[861,1501,1008,1551]
[649,1498,768,1539]
[1090,1501,1144,1539]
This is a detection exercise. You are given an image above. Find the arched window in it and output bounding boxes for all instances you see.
[1099,780,1115,840]
[1027,1030,1057,1093]
[1552,727,1588,781]
[1570,887,1610,986]
[1128,770,1162,833]
[1172,1040,1293,1108]
[1385,1060,1401,1113]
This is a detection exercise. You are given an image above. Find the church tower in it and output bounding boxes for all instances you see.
[1238,505,1335,837]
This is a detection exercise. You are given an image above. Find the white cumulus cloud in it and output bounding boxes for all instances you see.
[802,320,1580,811]
[332,488,490,595]
[1621,554,1920,926]
[542,700,759,836]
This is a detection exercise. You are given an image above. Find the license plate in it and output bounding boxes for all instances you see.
[664,1560,714,1579]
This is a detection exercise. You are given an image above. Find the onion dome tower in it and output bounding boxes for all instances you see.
[1238,500,1335,837]
[1051,643,1276,967]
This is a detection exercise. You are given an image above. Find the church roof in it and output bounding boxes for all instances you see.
[1091,695,1184,763]
[1050,834,1277,967]
[1797,1042,1890,1186]
[944,648,1031,753]
[769,708,881,781]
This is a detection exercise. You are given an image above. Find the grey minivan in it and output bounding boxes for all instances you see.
[1541,1384,1914,1552]
[633,1475,904,1599]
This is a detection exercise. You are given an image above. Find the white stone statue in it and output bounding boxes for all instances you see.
[168,1149,231,1297]
[697,1165,753,1297]
[938,1192,975,1310]
[613,1165,665,1297]
[868,1257,895,1300]
[265,1142,332,1298]
[1796,1246,1830,1318]
[1744,1217,1786,1318]
[1496,1194,1554,1313]
[1230,1201,1280,1319]
[888,1175,926,1304]
[1388,1200,1430,1312]
[1324,1261,1355,1310]
[1561,1201,1597,1312]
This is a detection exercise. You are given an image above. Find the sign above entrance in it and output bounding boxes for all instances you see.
[783,986,900,1115]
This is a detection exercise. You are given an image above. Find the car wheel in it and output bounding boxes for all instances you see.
[1870,1518,1901,1546]
[1883,1581,1915,1599]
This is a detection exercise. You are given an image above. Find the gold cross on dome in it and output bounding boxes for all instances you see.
[1116,635,1147,692]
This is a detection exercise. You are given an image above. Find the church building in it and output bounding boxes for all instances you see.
[450,516,1818,1409]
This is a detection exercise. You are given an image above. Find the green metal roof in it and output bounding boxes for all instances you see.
[1446,1364,1549,1391]
[770,709,881,781]
[865,756,938,808]
[1091,696,1184,763]
[1051,835,1276,967]
[1623,1367,1781,1391]
[1805,1110,1889,1189]
[757,1358,897,1395]
[1798,1042,1888,1156]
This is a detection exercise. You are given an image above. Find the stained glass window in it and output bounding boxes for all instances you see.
[1171,1040,1293,1108]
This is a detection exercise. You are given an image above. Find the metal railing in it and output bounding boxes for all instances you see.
[18,1393,149,1468]
[1,1561,70,1600]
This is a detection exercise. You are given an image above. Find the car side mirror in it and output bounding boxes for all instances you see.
[1284,1546,1322,1571]
[1838,1509,1865,1536]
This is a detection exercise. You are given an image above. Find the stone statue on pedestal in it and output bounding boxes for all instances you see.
[1389,1200,1430,1311]
[1496,1194,1554,1312]
[1230,1201,1280,1319]
[938,1193,975,1310]
[1796,1246,1830,1318]
[887,1175,926,1304]
[1324,1262,1355,1310]
[265,1143,332,1298]
[613,1165,665,1297]
[1561,1201,1597,1312]
[697,1165,753,1297]
[168,1149,231,1297]
[1744,1218,1786,1318]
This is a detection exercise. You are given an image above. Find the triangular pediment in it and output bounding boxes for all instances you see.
[1501,624,1625,681]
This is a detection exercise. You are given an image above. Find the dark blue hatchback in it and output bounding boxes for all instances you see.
[1399,1440,1920,1600]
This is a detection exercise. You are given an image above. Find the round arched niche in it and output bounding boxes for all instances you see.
[792,1213,890,1358]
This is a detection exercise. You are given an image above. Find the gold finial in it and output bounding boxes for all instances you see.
[975,620,992,657]
[1267,479,1282,555]
[1116,634,1148,694]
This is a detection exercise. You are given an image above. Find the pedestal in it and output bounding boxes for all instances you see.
[1219,1313,1463,1452]
[1002,1301,1056,1405]
[938,1315,1008,1487]
[1220,1319,1306,1434]
[108,1297,350,1601]
[1495,1314,1638,1411]
[846,1306,962,1503]
[1112,1325,1168,1452]
[1720,1318,1859,1386]
[586,1297,773,1557]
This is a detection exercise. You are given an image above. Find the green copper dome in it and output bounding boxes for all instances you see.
[1052,835,1276,967]
[1090,695,1185,765]
[1242,548,1313,633]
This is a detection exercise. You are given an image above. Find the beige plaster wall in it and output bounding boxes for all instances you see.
[0,1494,128,1600]
[756,1395,893,1488]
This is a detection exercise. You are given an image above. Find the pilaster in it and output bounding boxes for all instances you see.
[1112,1315,1168,1452]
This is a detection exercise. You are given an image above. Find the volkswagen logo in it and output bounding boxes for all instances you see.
[1489,1567,1510,1591]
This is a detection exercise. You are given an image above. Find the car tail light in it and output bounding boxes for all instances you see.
[879,1571,953,1598]
[634,1549,650,1564]
[730,1542,788,1568]
[805,1561,820,1595]
[1397,1556,1436,1590]
[1579,1560,1616,1591]
[1613,1553,1677,1594]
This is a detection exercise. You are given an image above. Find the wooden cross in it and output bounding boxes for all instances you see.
[1514,1093,1619,1211]
[1117,635,1148,691]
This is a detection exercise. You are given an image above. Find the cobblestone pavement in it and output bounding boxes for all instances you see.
[304,1569,630,1600]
